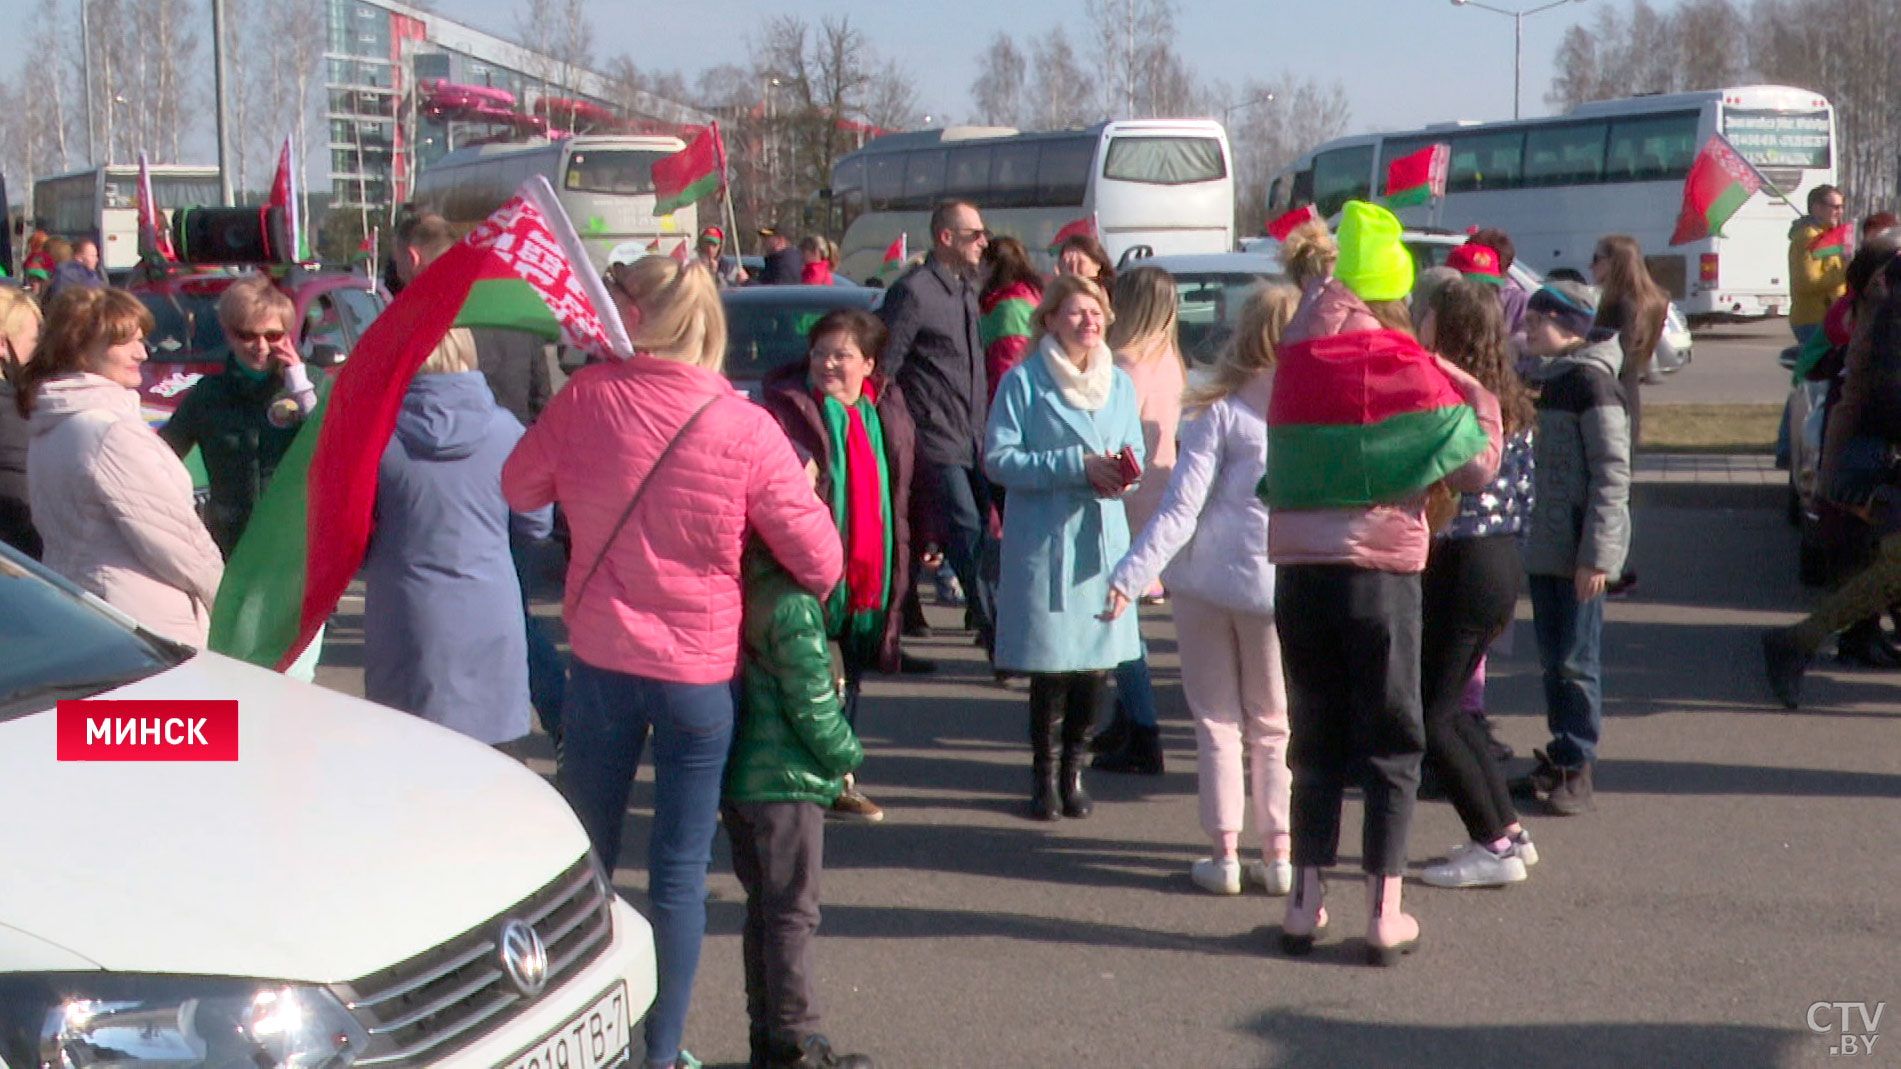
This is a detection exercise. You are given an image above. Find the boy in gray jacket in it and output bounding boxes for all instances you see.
[1513,281,1631,815]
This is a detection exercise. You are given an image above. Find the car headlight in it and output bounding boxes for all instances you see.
[0,975,369,1068]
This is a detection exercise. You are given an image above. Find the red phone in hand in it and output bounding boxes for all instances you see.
[1114,445,1142,487]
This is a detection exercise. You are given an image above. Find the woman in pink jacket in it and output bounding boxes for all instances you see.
[20,288,223,646]
[502,258,842,1069]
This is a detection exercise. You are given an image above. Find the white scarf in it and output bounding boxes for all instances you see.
[1037,334,1115,412]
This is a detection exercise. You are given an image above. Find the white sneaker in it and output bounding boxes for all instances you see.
[1423,843,1528,888]
[1510,830,1540,867]
[1244,858,1295,896]
[1191,857,1242,895]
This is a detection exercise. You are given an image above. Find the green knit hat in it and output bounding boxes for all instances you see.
[1335,200,1413,302]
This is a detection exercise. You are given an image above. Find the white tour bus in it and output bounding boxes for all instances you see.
[1267,85,1836,318]
[413,134,696,275]
[32,164,223,275]
[828,119,1234,283]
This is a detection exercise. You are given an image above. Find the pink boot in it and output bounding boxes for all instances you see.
[1365,874,1421,966]
[1279,866,1328,956]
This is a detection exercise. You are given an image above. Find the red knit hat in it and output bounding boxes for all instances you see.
[1447,242,1504,286]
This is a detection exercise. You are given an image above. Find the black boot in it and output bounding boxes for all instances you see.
[1835,616,1901,668]
[1092,723,1163,775]
[1059,678,1096,818]
[1087,709,1131,754]
[1028,679,1062,821]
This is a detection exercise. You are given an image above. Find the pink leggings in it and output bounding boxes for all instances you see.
[1172,592,1292,857]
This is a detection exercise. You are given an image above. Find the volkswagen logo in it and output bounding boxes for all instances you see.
[498,919,549,999]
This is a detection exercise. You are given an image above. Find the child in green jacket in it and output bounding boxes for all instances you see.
[722,539,873,1069]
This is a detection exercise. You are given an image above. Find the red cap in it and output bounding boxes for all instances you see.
[1447,242,1504,285]
[699,226,724,244]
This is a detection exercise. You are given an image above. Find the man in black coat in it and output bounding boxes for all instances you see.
[754,226,804,285]
[877,198,995,654]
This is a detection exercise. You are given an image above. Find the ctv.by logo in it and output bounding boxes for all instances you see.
[1808,1001,1885,1057]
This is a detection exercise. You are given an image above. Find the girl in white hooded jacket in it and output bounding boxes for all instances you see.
[1104,284,1299,897]
[20,288,222,645]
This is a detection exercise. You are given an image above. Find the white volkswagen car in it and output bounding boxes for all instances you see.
[0,544,655,1068]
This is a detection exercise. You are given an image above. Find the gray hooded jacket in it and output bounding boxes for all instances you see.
[1523,334,1632,577]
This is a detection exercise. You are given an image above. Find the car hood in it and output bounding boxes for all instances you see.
[0,651,591,982]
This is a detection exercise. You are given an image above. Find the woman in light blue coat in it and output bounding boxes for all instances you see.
[364,330,553,746]
[986,274,1143,821]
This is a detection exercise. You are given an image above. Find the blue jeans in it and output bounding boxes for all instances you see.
[1114,651,1158,728]
[926,461,996,645]
[1528,574,1604,769]
[510,527,567,738]
[558,659,734,1068]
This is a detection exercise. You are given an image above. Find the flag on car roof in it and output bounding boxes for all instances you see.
[1808,223,1852,261]
[268,135,311,262]
[1669,134,1767,245]
[209,176,631,671]
[135,151,176,264]
[1266,204,1322,241]
[1260,327,1489,510]
[1383,144,1450,209]
[1048,215,1095,255]
[651,122,727,217]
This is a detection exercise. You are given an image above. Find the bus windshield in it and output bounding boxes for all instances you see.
[564,149,670,194]
[1103,136,1226,185]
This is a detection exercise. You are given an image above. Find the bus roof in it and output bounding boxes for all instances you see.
[35,164,221,182]
[427,133,685,171]
[844,118,1226,156]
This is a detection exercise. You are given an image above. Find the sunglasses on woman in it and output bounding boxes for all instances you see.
[232,328,288,343]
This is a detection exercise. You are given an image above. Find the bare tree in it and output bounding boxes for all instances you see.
[864,59,920,133]
[1223,72,1351,235]
[1089,0,1177,119]
[1028,26,1094,128]
[970,32,1027,127]
[226,0,255,193]
[1672,0,1747,90]
[25,0,71,173]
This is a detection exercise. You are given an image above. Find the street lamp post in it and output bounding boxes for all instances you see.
[1221,92,1276,128]
[1450,0,1587,121]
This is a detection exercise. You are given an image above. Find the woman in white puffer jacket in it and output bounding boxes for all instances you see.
[20,288,222,645]
[1104,284,1299,897]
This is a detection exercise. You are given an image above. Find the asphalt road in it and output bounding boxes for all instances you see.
[1642,316,1793,406]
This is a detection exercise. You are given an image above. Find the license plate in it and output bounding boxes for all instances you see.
[505,984,630,1069]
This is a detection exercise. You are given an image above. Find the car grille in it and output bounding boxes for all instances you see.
[331,854,614,1068]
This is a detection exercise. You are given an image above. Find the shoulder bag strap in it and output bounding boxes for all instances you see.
[576,394,723,602]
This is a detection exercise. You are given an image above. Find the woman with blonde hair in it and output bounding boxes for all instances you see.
[1106,283,1300,895]
[1,288,45,556]
[504,256,839,1069]
[986,273,1144,820]
[362,325,551,745]
[21,287,223,643]
[1279,219,1338,292]
[1090,264,1183,775]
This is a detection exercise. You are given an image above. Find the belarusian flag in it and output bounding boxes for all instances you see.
[877,233,907,280]
[1048,215,1095,255]
[209,175,632,671]
[1383,144,1449,209]
[135,152,177,265]
[1808,223,1851,261]
[268,134,311,262]
[651,122,726,217]
[1669,134,1766,245]
[1261,327,1489,510]
[1267,204,1321,241]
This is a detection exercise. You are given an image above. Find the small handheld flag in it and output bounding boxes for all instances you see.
[1808,223,1852,261]
[1267,204,1322,241]
[1383,144,1450,209]
[652,123,727,218]
[136,152,177,264]
[1048,215,1096,255]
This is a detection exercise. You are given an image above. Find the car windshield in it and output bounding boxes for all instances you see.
[0,545,187,722]
[138,291,231,365]
[1172,272,1282,368]
[723,294,877,382]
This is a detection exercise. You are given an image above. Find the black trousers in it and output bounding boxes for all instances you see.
[1276,564,1425,876]
[1421,535,1522,844]
[722,800,826,1049]
[1028,671,1106,754]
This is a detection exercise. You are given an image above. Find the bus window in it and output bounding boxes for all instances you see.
[944,145,994,200]
[1605,111,1697,182]
[867,154,905,211]
[564,149,666,194]
[832,156,867,230]
[1523,122,1607,187]
[1312,144,1374,218]
[901,150,946,210]
[1037,138,1094,206]
[1103,137,1226,184]
[990,143,1039,208]
[1290,167,1314,210]
[1447,129,1524,193]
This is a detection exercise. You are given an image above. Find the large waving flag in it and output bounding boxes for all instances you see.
[136,151,177,264]
[651,122,727,217]
[1262,328,1488,510]
[1669,134,1767,245]
[268,135,310,262]
[210,175,632,670]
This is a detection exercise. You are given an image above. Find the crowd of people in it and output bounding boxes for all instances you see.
[56,178,1901,1065]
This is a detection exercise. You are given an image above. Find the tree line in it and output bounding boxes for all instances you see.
[1547,0,1901,215]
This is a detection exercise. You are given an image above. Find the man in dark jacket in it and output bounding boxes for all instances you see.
[877,199,995,652]
[46,240,106,300]
[755,227,804,285]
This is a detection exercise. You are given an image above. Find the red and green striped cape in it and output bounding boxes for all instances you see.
[209,176,631,671]
[1261,328,1488,510]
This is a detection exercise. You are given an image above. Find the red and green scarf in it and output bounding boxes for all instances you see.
[818,386,895,662]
